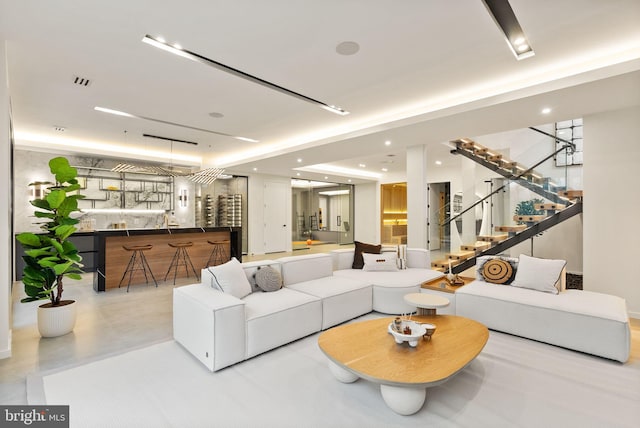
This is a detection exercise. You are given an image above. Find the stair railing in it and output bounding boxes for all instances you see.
[443,140,574,228]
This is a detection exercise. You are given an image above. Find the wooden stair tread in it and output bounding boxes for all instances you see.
[534,203,566,210]
[461,241,492,252]
[514,214,547,222]
[477,234,509,243]
[495,225,527,232]
[559,190,583,198]
[446,250,476,261]
[431,259,462,269]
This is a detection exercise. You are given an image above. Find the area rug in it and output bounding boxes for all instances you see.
[29,316,639,428]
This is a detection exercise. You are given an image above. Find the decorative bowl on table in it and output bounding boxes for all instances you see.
[388,320,427,347]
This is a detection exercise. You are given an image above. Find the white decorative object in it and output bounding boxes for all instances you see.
[37,300,77,338]
[388,320,427,347]
[511,254,566,294]
[362,252,398,272]
[447,259,455,282]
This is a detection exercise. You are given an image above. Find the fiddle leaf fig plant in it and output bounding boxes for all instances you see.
[17,157,85,306]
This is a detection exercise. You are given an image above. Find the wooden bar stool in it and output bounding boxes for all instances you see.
[118,244,158,292]
[206,240,230,267]
[165,242,199,285]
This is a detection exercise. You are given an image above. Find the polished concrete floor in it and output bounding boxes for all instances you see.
[2,244,639,405]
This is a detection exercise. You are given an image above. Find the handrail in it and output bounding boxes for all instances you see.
[528,127,576,152]
[441,142,573,227]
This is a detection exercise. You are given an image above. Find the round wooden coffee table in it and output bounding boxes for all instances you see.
[318,315,488,415]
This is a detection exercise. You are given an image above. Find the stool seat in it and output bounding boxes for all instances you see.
[169,242,193,248]
[206,240,230,267]
[165,242,198,285]
[118,244,157,292]
[123,244,153,251]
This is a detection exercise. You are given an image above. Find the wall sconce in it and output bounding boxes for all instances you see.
[179,188,188,207]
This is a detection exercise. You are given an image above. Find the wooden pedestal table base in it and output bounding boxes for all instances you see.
[318,315,488,415]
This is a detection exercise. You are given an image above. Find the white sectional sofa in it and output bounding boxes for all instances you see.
[331,247,443,314]
[173,247,444,371]
[456,255,631,363]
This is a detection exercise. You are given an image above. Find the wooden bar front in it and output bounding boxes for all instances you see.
[93,227,242,291]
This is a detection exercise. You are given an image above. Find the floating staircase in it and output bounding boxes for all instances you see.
[450,138,567,205]
[435,134,584,274]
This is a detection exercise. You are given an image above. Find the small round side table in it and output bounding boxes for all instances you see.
[403,293,450,315]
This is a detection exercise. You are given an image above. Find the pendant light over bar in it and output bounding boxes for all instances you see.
[142,34,349,116]
[482,0,534,60]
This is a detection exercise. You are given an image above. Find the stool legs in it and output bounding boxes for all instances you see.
[206,243,228,267]
[118,249,158,292]
[165,246,199,285]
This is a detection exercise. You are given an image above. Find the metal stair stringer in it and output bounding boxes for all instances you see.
[452,201,583,274]
[452,145,567,205]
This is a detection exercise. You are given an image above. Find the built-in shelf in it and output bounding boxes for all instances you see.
[75,166,174,211]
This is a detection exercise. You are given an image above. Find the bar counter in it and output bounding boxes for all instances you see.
[93,227,242,291]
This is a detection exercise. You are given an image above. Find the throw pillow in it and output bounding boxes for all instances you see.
[352,241,382,269]
[476,255,518,284]
[254,265,283,292]
[205,257,252,299]
[362,252,398,272]
[511,254,566,294]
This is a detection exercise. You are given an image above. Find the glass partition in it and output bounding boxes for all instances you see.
[292,179,354,249]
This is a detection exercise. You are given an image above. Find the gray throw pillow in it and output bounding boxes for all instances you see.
[254,266,283,292]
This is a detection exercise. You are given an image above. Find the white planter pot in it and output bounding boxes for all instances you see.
[37,300,77,338]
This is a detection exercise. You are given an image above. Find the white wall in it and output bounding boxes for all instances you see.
[354,182,378,244]
[1,42,12,358]
[583,106,640,318]
[246,173,291,256]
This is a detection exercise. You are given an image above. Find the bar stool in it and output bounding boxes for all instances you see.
[118,244,158,292]
[165,242,199,285]
[206,240,230,267]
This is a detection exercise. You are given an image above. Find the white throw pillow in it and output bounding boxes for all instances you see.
[511,254,566,294]
[205,258,252,299]
[362,252,398,272]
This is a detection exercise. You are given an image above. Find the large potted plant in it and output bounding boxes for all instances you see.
[17,157,85,337]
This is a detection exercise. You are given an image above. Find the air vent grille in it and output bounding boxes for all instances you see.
[73,76,91,87]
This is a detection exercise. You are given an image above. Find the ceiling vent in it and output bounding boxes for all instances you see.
[73,76,91,87]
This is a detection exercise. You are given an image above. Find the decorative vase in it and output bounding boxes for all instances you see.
[37,300,77,338]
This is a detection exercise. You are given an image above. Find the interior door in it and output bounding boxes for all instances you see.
[264,181,289,253]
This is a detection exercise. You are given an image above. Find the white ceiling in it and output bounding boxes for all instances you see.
[2,0,640,184]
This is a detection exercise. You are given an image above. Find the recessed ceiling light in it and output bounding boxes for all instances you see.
[541,107,552,114]
[348,179,352,183]
[253,167,258,171]
[324,176,328,180]
[359,163,366,168]
[297,158,302,163]
[336,41,360,56]
[381,168,388,172]
[435,160,442,166]
[296,172,300,176]
[385,140,391,146]
[143,34,349,116]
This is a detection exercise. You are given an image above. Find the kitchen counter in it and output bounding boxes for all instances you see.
[93,227,242,291]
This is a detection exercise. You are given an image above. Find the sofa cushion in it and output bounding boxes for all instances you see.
[333,267,442,287]
[511,254,566,294]
[362,252,398,272]
[203,258,252,299]
[477,255,518,284]
[352,241,381,269]
[254,265,283,292]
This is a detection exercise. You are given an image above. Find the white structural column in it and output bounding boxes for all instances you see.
[406,145,428,248]
[0,41,12,359]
